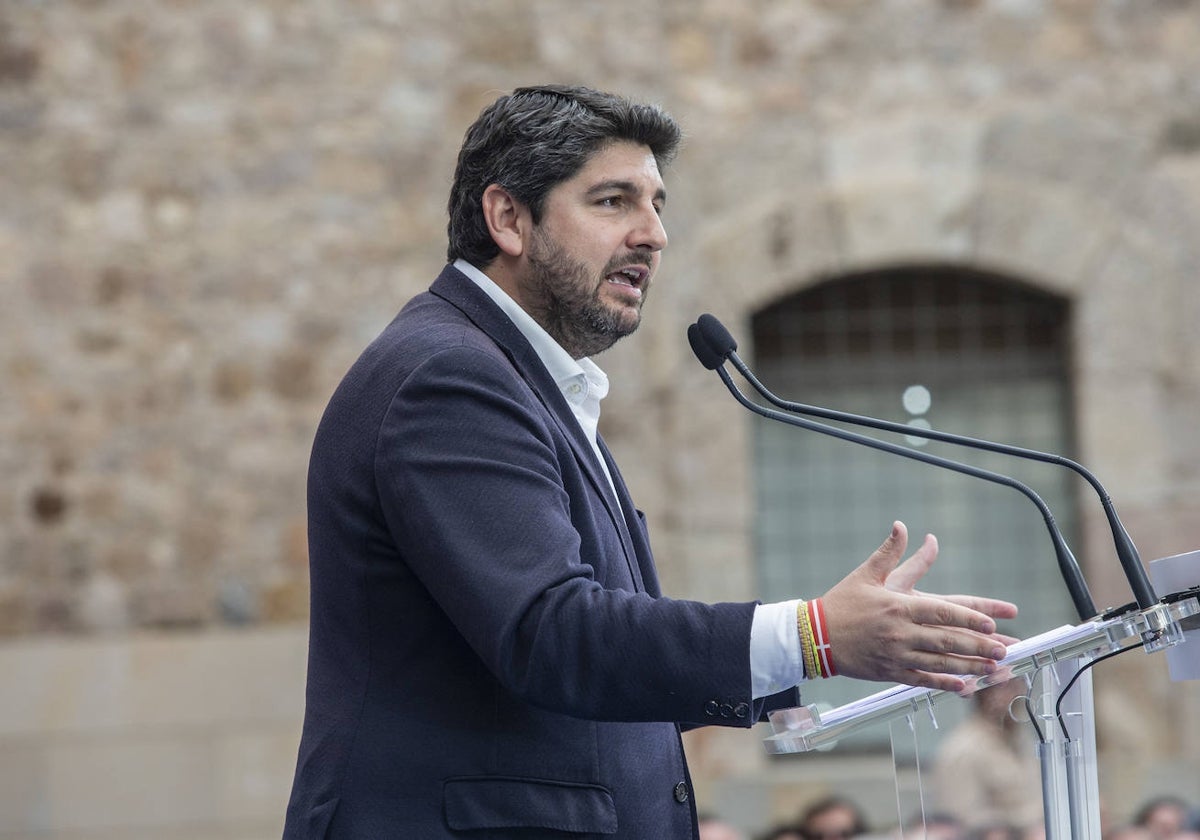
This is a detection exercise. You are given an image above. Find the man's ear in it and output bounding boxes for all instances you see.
[481,184,528,258]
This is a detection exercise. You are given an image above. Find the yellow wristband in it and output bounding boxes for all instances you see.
[797,600,822,679]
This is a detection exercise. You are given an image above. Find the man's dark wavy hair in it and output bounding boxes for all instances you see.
[446,85,682,266]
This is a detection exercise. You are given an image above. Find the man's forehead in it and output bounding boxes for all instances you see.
[572,141,664,191]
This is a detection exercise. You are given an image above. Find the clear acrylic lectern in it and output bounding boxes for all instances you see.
[763,594,1199,840]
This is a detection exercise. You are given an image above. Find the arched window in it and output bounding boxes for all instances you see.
[752,265,1079,725]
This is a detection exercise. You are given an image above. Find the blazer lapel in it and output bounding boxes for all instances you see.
[597,437,653,595]
[429,266,646,591]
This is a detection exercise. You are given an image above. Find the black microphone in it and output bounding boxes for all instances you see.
[687,320,1099,622]
[693,313,1158,614]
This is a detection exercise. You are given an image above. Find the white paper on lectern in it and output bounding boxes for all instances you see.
[814,621,1104,727]
[1149,550,1200,681]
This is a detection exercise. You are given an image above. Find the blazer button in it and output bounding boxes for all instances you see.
[719,703,734,718]
[704,700,719,717]
[673,781,690,803]
[734,702,750,719]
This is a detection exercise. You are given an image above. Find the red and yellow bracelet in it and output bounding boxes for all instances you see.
[797,600,822,679]
[808,597,837,677]
[797,598,836,679]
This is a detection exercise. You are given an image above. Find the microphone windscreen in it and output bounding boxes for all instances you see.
[688,322,726,369]
[697,314,738,359]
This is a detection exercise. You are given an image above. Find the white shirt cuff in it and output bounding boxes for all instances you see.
[749,599,806,699]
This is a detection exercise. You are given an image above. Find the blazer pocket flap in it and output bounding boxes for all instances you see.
[444,776,617,834]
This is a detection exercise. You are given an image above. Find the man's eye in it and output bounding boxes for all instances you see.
[598,196,622,207]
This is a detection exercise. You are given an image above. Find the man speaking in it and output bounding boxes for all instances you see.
[282,85,1016,839]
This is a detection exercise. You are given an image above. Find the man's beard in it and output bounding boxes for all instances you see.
[523,228,648,359]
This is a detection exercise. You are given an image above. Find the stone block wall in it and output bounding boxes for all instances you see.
[0,627,305,838]
[3,0,1200,836]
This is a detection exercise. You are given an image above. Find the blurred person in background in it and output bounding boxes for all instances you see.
[699,812,748,840]
[905,811,967,840]
[798,795,870,840]
[930,677,1043,835]
[1132,796,1193,840]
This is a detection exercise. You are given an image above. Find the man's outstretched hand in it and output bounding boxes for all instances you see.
[821,521,1019,693]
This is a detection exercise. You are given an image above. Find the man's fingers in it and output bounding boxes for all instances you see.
[936,594,1018,617]
[911,625,1008,663]
[909,596,1000,636]
[885,532,938,593]
[903,671,969,694]
[932,593,1019,621]
[890,644,1004,688]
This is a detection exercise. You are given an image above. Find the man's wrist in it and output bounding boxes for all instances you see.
[797,598,836,679]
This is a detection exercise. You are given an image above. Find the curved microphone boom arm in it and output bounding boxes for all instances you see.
[687,321,1099,622]
[693,314,1157,613]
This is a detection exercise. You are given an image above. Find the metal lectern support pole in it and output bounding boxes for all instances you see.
[1034,656,1102,840]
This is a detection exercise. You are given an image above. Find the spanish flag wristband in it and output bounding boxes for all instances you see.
[808,597,837,677]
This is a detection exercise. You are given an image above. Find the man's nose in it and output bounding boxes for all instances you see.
[630,204,668,252]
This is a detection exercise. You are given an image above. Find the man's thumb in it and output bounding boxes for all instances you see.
[863,521,908,582]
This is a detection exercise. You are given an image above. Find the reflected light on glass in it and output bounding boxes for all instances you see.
[905,417,932,447]
[902,384,931,416]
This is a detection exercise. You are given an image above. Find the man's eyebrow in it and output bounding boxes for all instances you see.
[585,179,668,204]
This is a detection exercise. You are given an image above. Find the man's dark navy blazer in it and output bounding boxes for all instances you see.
[283,265,797,838]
